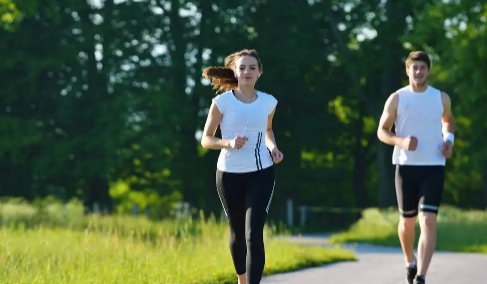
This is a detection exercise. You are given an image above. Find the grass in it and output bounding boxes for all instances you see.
[0,198,356,284]
[329,207,487,254]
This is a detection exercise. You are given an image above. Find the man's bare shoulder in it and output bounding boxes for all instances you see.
[385,92,399,108]
[440,91,452,112]
[440,91,451,101]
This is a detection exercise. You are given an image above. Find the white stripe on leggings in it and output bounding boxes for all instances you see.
[420,204,439,211]
[266,180,275,213]
[216,187,229,217]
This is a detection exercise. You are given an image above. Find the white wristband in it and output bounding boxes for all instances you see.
[444,133,454,145]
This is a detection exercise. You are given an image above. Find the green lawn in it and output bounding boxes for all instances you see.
[329,207,487,254]
[0,199,356,284]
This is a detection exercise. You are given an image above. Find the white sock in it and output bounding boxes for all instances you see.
[406,256,417,267]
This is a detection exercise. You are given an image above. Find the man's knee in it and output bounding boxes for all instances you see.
[418,212,437,230]
[399,216,416,232]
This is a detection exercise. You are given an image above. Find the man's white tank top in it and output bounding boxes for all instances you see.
[213,90,278,173]
[392,85,446,166]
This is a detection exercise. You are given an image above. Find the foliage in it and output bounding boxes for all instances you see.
[1,0,486,227]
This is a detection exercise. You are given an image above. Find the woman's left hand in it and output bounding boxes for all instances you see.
[271,148,284,164]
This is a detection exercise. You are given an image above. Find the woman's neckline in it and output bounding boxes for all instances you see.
[231,89,259,105]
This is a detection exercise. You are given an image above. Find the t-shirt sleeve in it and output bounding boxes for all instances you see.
[212,94,227,114]
[268,95,278,115]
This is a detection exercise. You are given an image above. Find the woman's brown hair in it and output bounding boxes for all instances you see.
[202,49,263,93]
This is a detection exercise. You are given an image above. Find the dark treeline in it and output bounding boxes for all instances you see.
[1,0,486,222]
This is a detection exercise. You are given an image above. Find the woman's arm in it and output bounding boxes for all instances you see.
[265,107,278,151]
[200,102,231,149]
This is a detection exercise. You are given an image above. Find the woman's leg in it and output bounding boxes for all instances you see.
[244,166,275,284]
[216,170,248,283]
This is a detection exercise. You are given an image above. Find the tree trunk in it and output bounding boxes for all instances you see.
[85,177,112,213]
[352,104,368,208]
[376,141,396,208]
[168,0,199,209]
[482,163,487,209]
[376,0,410,208]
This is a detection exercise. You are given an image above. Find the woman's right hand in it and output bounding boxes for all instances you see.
[229,135,248,149]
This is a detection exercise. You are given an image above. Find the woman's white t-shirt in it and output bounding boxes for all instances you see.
[213,90,278,173]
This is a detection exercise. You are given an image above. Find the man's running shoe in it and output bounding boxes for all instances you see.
[413,275,425,284]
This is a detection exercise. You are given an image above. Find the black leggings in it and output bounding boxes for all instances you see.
[216,165,275,284]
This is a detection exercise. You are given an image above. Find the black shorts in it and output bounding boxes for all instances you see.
[394,165,445,217]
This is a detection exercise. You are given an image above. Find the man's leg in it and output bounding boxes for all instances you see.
[399,215,417,264]
[415,166,445,283]
[416,211,437,278]
[395,165,420,284]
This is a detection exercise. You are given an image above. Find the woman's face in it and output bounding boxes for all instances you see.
[234,55,261,86]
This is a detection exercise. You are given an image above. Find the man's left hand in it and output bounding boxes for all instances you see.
[441,140,453,158]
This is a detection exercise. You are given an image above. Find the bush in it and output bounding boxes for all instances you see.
[329,207,487,253]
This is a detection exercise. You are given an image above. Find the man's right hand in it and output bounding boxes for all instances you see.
[399,136,418,151]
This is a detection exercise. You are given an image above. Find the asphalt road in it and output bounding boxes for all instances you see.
[261,234,487,284]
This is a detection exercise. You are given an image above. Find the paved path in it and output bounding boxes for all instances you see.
[262,234,487,284]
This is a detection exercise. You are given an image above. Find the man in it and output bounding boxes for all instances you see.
[377,51,455,284]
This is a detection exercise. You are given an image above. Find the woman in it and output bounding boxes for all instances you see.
[200,49,284,284]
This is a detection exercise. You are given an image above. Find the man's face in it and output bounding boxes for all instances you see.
[407,60,429,85]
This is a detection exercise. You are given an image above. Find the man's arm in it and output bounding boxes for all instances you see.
[441,92,455,143]
[377,92,403,146]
